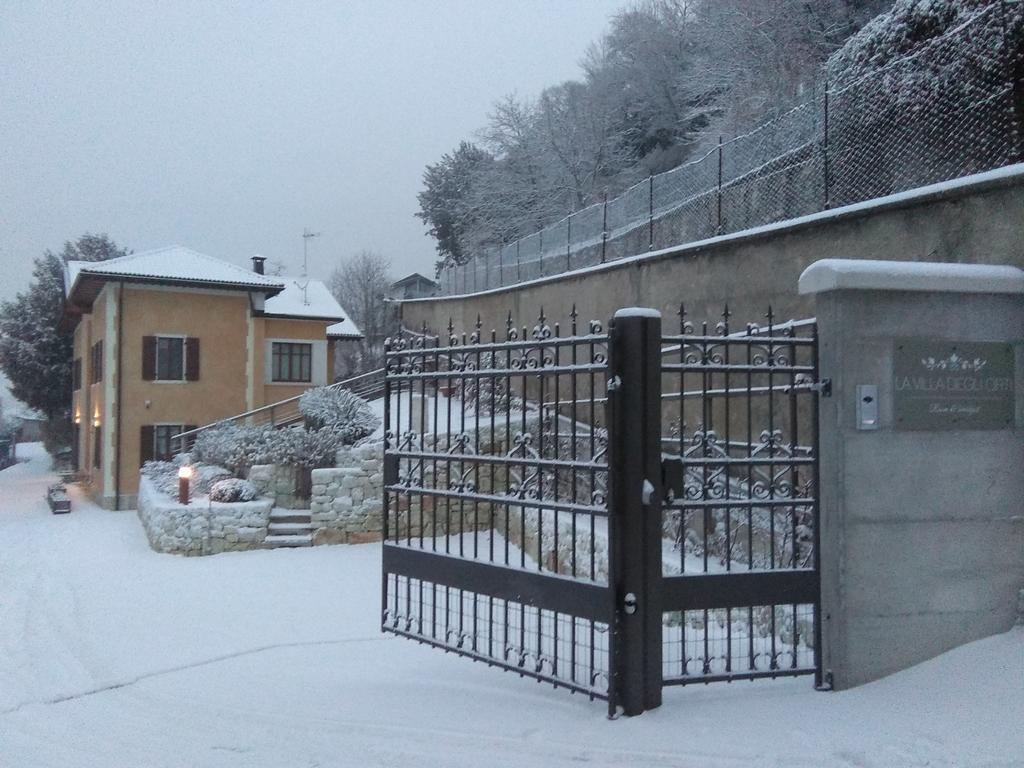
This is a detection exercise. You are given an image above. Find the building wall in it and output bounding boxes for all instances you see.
[253,316,334,407]
[114,285,251,505]
[69,283,339,508]
[400,169,1024,337]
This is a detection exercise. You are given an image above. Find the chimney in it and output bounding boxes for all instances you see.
[251,255,266,275]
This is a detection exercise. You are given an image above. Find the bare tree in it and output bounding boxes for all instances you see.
[328,250,393,371]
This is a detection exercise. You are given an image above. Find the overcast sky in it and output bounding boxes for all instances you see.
[0,0,628,302]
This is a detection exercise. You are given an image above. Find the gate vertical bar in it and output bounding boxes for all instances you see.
[606,308,663,717]
[811,322,826,689]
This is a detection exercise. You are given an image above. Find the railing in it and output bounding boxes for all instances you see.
[173,367,385,454]
[437,4,1022,296]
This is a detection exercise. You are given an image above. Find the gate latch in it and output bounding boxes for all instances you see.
[661,455,685,497]
[623,592,638,615]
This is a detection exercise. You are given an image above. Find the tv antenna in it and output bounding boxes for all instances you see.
[300,228,321,305]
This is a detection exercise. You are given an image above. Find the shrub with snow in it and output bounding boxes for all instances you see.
[141,460,233,498]
[298,387,379,443]
[192,424,278,473]
[270,425,347,470]
[208,478,258,503]
[140,460,180,497]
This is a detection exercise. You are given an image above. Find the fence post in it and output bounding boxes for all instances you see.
[539,230,544,276]
[823,81,831,210]
[601,193,608,264]
[566,210,572,272]
[606,307,664,717]
[648,173,654,249]
[998,0,1024,162]
[716,135,723,234]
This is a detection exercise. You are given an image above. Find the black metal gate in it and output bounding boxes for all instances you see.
[382,306,824,716]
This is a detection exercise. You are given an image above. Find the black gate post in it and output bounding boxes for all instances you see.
[606,308,664,716]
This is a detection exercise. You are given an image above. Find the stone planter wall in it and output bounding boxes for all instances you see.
[248,464,308,509]
[310,440,384,544]
[137,477,273,555]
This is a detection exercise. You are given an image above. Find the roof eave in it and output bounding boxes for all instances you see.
[66,272,285,306]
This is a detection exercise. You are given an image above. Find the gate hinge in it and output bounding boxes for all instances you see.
[812,377,832,397]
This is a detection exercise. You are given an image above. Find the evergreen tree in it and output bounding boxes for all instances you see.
[0,234,127,420]
[415,142,493,273]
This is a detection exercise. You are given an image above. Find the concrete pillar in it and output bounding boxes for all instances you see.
[800,259,1024,689]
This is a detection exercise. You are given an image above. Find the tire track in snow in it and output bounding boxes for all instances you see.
[0,635,380,716]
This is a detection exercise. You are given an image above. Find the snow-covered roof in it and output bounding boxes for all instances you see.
[65,246,285,299]
[326,319,363,339]
[263,279,360,334]
[392,272,437,288]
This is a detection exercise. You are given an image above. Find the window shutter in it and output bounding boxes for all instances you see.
[185,338,200,381]
[142,337,156,380]
[140,425,155,466]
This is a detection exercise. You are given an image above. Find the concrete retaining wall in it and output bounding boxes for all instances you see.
[402,167,1024,336]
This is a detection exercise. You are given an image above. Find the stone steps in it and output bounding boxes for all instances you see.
[265,533,313,548]
[269,510,313,524]
[268,521,313,535]
[266,508,313,548]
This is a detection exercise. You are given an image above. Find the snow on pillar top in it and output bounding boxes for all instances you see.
[613,307,662,319]
[798,259,1024,295]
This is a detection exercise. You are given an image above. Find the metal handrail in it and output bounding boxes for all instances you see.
[173,366,385,452]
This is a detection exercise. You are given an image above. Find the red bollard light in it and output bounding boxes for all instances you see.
[178,465,193,505]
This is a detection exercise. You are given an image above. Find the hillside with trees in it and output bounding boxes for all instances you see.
[416,0,950,274]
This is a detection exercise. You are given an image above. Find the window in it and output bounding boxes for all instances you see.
[140,424,196,466]
[93,426,102,469]
[72,359,82,391]
[90,341,103,383]
[272,342,312,383]
[156,337,184,381]
[143,336,199,381]
[154,424,184,462]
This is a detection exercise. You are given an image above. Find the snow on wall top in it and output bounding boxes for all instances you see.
[263,279,358,329]
[799,259,1024,295]
[65,246,285,295]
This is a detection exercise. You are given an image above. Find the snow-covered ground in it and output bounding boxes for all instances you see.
[1,443,1021,767]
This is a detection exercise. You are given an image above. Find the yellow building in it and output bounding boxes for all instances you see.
[63,246,360,509]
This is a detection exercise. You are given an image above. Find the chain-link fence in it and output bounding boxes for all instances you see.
[438,3,1023,296]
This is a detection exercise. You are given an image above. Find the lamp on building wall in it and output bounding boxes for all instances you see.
[178,465,193,505]
[92,411,100,428]
[73,409,81,425]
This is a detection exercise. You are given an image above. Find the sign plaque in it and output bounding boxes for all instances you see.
[893,340,1015,430]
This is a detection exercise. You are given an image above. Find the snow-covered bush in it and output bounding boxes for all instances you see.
[140,460,179,497]
[191,464,233,495]
[192,424,278,473]
[298,387,379,443]
[271,425,347,470]
[192,421,350,474]
[208,478,258,503]
[141,459,233,498]
[455,352,519,414]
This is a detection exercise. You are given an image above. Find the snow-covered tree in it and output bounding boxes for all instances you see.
[416,142,494,272]
[0,234,127,419]
[328,250,393,369]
